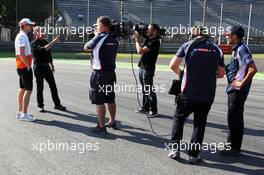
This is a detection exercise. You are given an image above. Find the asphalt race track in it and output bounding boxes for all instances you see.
[0,60,263,175]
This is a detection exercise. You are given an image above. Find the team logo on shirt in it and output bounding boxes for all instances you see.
[106,42,118,46]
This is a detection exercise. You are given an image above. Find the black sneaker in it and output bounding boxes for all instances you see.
[188,155,202,165]
[135,108,148,114]
[54,105,66,111]
[147,111,158,118]
[219,148,241,157]
[89,124,107,134]
[105,121,118,130]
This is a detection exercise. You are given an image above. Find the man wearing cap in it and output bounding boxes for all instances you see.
[15,18,36,122]
[221,26,258,156]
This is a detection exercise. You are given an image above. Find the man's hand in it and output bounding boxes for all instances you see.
[232,80,244,88]
[50,63,55,74]
[217,66,225,78]
[51,67,55,74]
[53,35,60,42]
[43,36,60,51]
[93,27,99,36]
[232,63,257,89]
[134,31,141,42]
[134,31,150,54]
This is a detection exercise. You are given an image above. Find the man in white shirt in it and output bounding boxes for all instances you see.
[15,18,35,122]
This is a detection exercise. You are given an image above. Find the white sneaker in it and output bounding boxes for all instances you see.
[20,113,35,122]
[38,107,45,112]
[16,112,22,119]
[168,149,180,159]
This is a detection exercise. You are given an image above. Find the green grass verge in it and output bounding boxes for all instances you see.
[0,52,175,59]
[254,72,264,80]
[1,52,264,60]
[2,58,264,80]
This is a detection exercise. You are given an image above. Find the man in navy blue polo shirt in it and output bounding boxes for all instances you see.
[168,26,225,164]
[221,26,257,156]
[84,16,119,134]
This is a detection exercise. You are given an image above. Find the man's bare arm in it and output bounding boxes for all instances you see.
[19,47,31,69]
[135,41,150,54]
[83,41,93,52]
[134,31,150,54]
[42,36,59,51]
[169,55,183,76]
[241,63,258,85]
[217,66,225,78]
[232,63,258,88]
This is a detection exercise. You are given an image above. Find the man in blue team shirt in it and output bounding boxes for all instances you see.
[84,16,119,134]
[168,26,225,164]
[221,26,257,156]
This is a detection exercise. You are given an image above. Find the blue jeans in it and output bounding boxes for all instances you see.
[139,69,157,112]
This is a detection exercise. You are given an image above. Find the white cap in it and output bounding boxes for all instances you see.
[19,18,36,27]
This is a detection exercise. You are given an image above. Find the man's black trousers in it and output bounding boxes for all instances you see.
[33,63,61,108]
[227,90,248,151]
[171,93,212,157]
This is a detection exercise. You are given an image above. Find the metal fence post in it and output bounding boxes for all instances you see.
[218,3,223,45]
[247,4,252,45]
[189,1,192,28]
[202,0,207,27]
[150,2,153,23]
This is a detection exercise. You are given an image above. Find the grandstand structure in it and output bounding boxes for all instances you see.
[1,0,264,53]
[55,0,264,36]
[204,0,264,35]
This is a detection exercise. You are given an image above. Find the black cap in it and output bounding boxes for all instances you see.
[230,25,245,39]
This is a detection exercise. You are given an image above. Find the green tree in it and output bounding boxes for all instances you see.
[0,0,16,27]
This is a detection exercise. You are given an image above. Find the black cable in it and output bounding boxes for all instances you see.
[129,38,171,138]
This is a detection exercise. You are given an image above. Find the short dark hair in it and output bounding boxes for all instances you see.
[97,16,111,28]
[150,23,160,34]
[192,25,206,36]
[230,25,244,39]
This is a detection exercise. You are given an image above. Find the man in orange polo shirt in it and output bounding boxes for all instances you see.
[15,18,35,122]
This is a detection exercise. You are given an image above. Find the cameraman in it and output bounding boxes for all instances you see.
[168,26,225,164]
[134,24,160,118]
[84,16,118,134]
